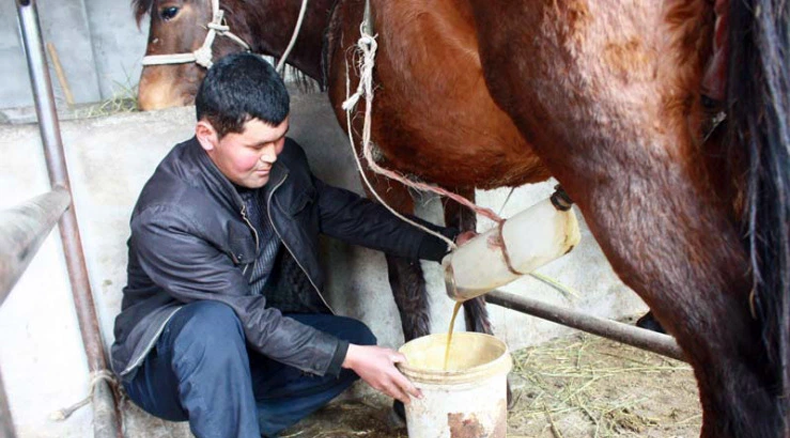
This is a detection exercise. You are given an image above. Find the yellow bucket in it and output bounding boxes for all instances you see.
[398,332,512,438]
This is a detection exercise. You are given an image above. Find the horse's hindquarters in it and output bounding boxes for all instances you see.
[468,1,778,435]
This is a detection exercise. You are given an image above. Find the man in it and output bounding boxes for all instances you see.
[110,53,463,437]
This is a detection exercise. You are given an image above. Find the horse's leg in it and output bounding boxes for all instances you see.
[635,311,665,334]
[357,172,432,343]
[357,172,432,426]
[442,188,493,335]
[386,249,431,342]
[468,1,781,436]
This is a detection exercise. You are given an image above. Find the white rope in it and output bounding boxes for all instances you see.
[342,26,461,251]
[496,187,517,218]
[141,52,198,66]
[49,369,118,422]
[342,27,457,250]
[341,2,509,252]
[276,0,309,73]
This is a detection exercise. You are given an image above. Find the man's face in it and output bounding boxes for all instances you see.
[198,117,289,189]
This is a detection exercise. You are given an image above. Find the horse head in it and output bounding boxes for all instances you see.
[134,0,332,111]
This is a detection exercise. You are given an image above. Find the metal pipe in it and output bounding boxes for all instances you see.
[0,188,71,306]
[15,1,120,437]
[486,290,686,362]
[0,368,15,438]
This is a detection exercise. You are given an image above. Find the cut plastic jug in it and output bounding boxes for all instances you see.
[443,196,580,301]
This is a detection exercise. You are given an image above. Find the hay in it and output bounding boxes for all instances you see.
[77,73,139,119]
[508,333,697,437]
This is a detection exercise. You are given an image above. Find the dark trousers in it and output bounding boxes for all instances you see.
[123,301,376,437]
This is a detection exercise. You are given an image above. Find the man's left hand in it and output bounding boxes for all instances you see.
[455,230,478,246]
[342,344,422,404]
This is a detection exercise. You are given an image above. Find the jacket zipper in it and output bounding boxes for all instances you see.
[240,203,259,276]
[267,173,336,315]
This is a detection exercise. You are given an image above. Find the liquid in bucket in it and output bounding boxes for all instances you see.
[398,333,512,438]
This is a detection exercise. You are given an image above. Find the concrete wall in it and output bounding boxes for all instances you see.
[1,0,147,109]
[0,92,648,437]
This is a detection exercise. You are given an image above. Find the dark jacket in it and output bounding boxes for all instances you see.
[110,137,456,380]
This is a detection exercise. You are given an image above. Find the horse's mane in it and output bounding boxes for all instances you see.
[132,0,154,27]
[728,0,790,434]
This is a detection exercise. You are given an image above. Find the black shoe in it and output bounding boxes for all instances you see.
[636,311,666,334]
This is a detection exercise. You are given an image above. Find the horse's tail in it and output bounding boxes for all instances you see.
[728,0,790,433]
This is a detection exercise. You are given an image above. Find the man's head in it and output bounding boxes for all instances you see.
[195,53,290,188]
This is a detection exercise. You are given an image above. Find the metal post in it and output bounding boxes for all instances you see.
[15,1,120,436]
[486,290,686,362]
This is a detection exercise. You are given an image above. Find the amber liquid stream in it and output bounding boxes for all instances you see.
[443,301,464,371]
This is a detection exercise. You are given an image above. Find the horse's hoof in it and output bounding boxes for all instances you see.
[636,311,666,334]
[388,400,407,430]
[506,379,516,411]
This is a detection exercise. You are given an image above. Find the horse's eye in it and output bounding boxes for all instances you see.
[160,6,179,21]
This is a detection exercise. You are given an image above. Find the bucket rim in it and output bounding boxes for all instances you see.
[397,332,512,383]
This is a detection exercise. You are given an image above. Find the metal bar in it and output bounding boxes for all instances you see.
[15,1,120,437]
[486,290,686,362]
[0,188,71,306]
[0,368,15,438]
[93,381,119,438]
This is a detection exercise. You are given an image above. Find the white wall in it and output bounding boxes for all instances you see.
[0,92,647,436]
[1,0,145,109]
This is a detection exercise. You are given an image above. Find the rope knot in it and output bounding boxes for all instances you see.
[207,22,230,33]
[211,9,225,25]
[341,93,361,111]
[50,369,119,422]
[358,34,377,51]
[194,45,214,68]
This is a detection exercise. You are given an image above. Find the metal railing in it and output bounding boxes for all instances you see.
[0,189,72,438]
[1,0,122,437]
[0,189,70,305]
[486,290,685,362]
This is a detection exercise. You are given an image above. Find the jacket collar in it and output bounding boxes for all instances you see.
[185,136,289,212]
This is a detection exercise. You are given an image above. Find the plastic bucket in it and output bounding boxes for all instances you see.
[398,332,512,438]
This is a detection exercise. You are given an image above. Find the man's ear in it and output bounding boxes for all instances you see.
[196,120,219,152]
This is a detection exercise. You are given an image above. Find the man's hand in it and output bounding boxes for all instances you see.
[342,344,422,404]
[455,230,478,246]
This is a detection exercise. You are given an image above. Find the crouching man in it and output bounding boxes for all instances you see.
[110,53,463,437]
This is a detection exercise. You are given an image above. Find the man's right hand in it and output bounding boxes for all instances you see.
[342,344,422,404]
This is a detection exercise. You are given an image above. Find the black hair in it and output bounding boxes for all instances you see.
[195,53,290,138]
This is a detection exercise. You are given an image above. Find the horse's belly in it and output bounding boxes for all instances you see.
[371,97,551,189]
[327,0,550,190]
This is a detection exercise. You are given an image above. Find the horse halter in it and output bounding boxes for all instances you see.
[141,0,308,71]
[141,0,251,68]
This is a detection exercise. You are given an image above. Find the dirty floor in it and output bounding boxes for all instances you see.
[280,332,701,438]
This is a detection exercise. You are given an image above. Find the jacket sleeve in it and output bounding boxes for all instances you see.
[131,204,342,376]
[312,176,459,262]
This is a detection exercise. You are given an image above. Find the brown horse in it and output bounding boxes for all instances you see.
[134,0,790,436]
